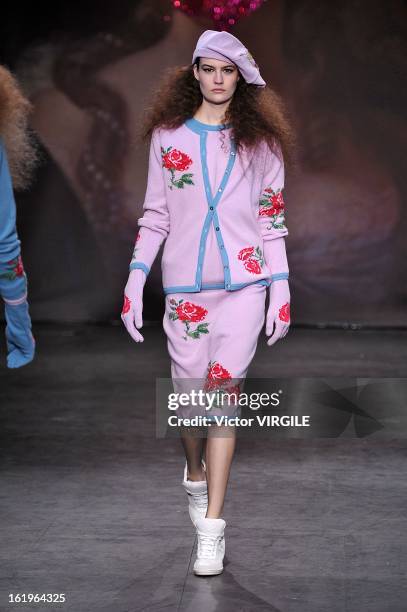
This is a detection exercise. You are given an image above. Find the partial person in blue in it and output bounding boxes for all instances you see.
[0,65,38,368]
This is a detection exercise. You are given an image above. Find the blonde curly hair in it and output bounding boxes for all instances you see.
[0,64,39,190]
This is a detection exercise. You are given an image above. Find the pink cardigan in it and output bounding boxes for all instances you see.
[130,117,289,294]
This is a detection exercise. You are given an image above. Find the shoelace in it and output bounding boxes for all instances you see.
[198,533,223,558]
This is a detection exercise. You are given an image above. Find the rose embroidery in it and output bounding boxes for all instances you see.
[0,255,25,281]
[122,294,131,315]
[168,298,210,340]
[259,186,286,230]
[14,256,25,276]
[204,360,232,392]
[238,246,264,274]
[204,362,242,409]
[244,258,261,274]
[161,146,194,190]
[238,247,254,261]
[279,302,290,323]
[175,301,207,322]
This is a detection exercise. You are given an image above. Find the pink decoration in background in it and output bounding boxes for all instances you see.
[171,0,264,30]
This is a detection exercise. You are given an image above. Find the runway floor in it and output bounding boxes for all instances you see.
[0,324,406,611]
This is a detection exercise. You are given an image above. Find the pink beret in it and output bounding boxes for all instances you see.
[192,29,266,88]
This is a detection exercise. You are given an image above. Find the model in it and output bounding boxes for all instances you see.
[0,65,36,368]
[121,30,294,576]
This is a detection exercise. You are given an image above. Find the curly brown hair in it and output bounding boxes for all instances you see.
[138,58,298,171]
[0,64,40,190]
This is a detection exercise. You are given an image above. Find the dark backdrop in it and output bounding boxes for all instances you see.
[1,0,406,325]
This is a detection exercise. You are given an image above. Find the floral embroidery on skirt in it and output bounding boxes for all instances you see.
[168,298,210,340]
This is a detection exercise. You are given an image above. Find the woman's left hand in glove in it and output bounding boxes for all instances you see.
[265,279,291,346]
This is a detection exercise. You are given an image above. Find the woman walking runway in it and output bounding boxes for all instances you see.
[121,28,295,576]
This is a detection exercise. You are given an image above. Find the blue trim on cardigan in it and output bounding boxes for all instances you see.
[129,261,150,275]
[271,272,289,282]
[192,130,237,291]
[163,278,271,295]
[185,117,233,134]
[151,120,284,296]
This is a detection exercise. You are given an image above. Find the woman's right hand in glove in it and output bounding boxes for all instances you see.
[121,269,146,342]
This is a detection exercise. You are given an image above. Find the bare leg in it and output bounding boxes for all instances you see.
[180,427,206,481]
[205,426,236,518]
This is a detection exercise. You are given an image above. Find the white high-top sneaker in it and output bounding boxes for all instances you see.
[181,459,208,526]
[193,516,226,576]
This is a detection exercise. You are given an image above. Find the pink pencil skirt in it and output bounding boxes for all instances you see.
[162,283,266,412]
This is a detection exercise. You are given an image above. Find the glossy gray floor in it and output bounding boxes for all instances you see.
[0,324,406,612]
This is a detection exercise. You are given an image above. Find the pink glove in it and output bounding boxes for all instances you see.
[121,269,146,343]
[265,279,291,346]
[263,236,291,346]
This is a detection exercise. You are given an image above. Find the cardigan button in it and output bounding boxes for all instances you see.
[218,188,223,192]
[210,206,214,210]
[215,227,220,231]
[224,265,229,270]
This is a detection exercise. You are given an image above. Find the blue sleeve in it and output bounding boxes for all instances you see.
[0,138,27,301]
[0,137,21,263]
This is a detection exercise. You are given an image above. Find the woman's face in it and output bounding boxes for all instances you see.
[193,57,240,103]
